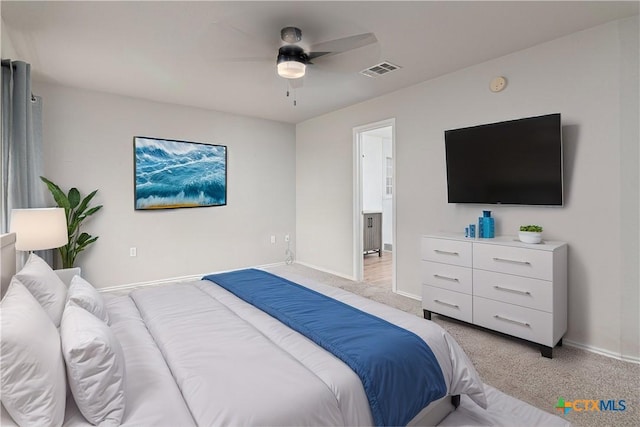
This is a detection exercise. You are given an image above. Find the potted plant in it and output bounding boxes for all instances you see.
[519,225,543,244]
[40,176,103,268]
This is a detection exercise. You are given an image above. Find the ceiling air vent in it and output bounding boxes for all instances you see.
[360,61,401,78]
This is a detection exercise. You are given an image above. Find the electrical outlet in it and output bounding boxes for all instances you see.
[285,234,290,242]
[270,235,276,244]
[130,247,137,257]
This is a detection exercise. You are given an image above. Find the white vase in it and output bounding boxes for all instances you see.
[519,231,542,244]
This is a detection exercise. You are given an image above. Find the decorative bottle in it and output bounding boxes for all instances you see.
[479,210,495,238]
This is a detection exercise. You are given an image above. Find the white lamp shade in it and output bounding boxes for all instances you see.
[277,61,306,79]
[10,208,69,251]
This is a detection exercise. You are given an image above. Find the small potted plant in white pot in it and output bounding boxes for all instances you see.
[519,225,543,244]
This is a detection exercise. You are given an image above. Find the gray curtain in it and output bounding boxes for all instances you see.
[1,59,52,265]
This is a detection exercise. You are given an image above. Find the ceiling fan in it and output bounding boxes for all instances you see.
[275,26,377,79]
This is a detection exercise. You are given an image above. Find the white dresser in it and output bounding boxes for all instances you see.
[421,234,567,358]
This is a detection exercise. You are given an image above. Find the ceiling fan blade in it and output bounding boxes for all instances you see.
[307,52,330,61]
[308,33,377,59]
[213,56,272,63]
[204,19,276,62]
[210,20,274,51]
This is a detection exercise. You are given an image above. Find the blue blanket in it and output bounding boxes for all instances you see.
[203,269,446,426]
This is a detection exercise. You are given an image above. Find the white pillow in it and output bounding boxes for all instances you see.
[61,302,126,425]
[15,252,67,327]
[67,275,110,325]
[0,278,66,427]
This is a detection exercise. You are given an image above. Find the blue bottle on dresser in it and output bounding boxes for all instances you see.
[479,210,495,238]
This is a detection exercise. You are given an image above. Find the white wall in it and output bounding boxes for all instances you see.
[36,83,296,288]
[296,17,639,359]
[362,134,383,212]
[618,16,640,360]
[1,17,19,58]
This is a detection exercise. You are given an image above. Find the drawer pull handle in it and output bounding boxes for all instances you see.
[493,257,531,266]
[494,314,530,328]
[435,249,459,256]
[434,274,459,282]
[434,299,459,309]
[493,285,531,296]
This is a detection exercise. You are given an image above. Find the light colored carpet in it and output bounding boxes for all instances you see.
[266,263,639,427]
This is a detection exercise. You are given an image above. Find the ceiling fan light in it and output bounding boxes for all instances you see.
[277,60,306,79]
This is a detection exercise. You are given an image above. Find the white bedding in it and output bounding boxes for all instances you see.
[132,283,348,426]
[2,270,488,426]
[124,274,486,426]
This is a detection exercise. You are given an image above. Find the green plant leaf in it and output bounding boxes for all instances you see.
[76,237,98,253]
[40,176,70,210]
[520,225,543,232]
[76,190,98,216]
[76,232,92,245]
[81,205,103,219]
[68,188,81,209]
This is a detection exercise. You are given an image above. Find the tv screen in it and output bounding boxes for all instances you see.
[445,113,563,206]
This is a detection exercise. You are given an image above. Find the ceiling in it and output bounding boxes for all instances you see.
[2,1,638,124]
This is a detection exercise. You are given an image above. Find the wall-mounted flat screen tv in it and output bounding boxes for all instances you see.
[445,113,563,206]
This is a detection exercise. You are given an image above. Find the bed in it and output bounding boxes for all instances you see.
[0,232,487,426]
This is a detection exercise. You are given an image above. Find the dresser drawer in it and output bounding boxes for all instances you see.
[421,237,472,267]
[473,270,553,312]
[473,243,553,280]
[422,261,472,294]
[473,296,553,346]
[422,286,472,323]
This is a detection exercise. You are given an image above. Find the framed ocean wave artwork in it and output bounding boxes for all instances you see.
[134,136,227,210]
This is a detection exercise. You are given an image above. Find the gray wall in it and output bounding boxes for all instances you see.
[36,83,296,288]
[296,17,639,360]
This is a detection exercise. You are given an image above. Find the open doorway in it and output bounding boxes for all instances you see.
[353,119,395,291]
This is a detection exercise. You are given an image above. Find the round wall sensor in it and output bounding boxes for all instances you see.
[490,76,507,92]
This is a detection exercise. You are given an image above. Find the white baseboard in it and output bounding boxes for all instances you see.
[98,274,202,293]
[294,261,357,281]
[563,339,640,364]
[395,289,421,301]
[98,261,286,294]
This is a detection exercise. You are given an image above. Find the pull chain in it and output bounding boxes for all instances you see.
[285,81,297,107]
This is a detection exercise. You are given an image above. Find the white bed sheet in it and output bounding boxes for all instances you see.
[131,282,347,426]
[103,295,195,426]
[125,273,487,426]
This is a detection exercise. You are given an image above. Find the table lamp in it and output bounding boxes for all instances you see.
[10,208,69,252]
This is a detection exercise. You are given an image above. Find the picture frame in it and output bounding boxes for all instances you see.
[134,136,227,210]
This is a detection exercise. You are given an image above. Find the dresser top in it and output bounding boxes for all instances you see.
[424,232,567,251]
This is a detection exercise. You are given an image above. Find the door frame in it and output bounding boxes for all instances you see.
[352,118,396,291]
